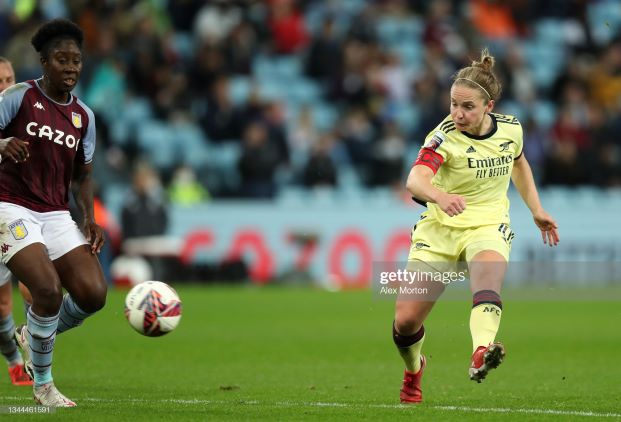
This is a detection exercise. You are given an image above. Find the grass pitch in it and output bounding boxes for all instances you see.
[1,284,620,420]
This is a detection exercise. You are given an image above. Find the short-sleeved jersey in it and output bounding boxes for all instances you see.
[417,113,523,228]
[0,79,96,212]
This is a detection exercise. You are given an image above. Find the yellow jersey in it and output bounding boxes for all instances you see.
[418,113,523,228]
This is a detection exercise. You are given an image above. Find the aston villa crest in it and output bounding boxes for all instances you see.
[72,112,82,128]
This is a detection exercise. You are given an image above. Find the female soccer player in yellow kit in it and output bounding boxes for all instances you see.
[393,49,560,403]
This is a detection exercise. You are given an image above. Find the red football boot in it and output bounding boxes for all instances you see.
[8,364,33,386]
[469,342,505,383]
[399,355,426,404]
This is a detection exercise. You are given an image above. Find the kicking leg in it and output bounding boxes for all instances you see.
[468,250,506,382]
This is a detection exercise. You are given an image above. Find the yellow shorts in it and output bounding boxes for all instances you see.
[408,217,514,264]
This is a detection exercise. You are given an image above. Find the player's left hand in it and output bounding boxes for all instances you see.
[533,210,559,247]
[82,219,106,254]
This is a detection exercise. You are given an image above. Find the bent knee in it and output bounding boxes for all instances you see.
[394,307,423,335]
[33,284,63,313]
[76,284,108,313]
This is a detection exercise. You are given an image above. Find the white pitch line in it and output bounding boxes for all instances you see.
[3,397,620,418]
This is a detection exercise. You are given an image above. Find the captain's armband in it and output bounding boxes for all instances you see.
[414,148,444,174]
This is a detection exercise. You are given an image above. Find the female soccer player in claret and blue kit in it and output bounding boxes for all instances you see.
[392,49,560,403]
[0,56,35,387]
[0,19,107,407]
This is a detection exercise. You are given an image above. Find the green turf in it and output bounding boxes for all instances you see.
[1,284,620,420]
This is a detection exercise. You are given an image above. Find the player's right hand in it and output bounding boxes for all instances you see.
[436,192,466,217]
[0,137,29,163]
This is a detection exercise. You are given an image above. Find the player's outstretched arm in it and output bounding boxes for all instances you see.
[73,162,105,254]
[511,155,559,246]
[406,165,466,217]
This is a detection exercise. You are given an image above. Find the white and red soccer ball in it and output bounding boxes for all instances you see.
[124,281,182,337]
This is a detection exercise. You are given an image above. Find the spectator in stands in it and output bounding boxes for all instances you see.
[369,121,406,188]
[588,38,621,114]
[346,4,378,44]
[238,121,280,198]
[469,0,519,40]
[194,0,242,45]
[263,101,290,165]
[126,15,169,99]
[202,75,243,142]
[268,0,309,55]
[188,44,226,99]
[339,107,376,178]
[2,0,619,195]
[290,105,319,155]
[303,132,338,188]
[168,165,210,206]
[586,106,620,186]
[305,17,342,85]
[121,163,169,239]
[223,19,259,75]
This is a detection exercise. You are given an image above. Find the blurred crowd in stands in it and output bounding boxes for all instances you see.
[1,0,621,208]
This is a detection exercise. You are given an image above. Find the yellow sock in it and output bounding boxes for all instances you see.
[397,334,425,373]
[469,303,502,352]
[393,324,425,373]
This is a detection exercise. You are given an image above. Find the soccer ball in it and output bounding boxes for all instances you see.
[124,281,182,337]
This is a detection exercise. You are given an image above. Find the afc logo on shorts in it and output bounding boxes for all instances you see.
[8,219,28,240]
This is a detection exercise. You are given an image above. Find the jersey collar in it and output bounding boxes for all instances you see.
[34,78,74,106]
[461,113,497,140]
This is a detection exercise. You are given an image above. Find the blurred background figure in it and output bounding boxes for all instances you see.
[0,56,15,92]
[121,163,168,240]
[238,121,280,199]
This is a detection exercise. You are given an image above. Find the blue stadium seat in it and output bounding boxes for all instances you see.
[253,55,303,83]
[347,0,367,13]
[197,141,243,194]
[377,16,423,46]
[311,103,339,130]
[173,123,211,170]
[102,183,129,220]
[497,100,526,122]
[108,98,154,146]
[229,76,253,106]
[288,78,321,104]
[534,19,566,45]
[394,103,420,134]
[303,2,326,34]
[392,41,423,70]
[532,101,557,129]
[135,120,186,169]
[172,32,195,62]
[377,17,401,45]
[522,41,566,89]
[588,0,621,44]
[275,56,303,80]
[258,78,289,101]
